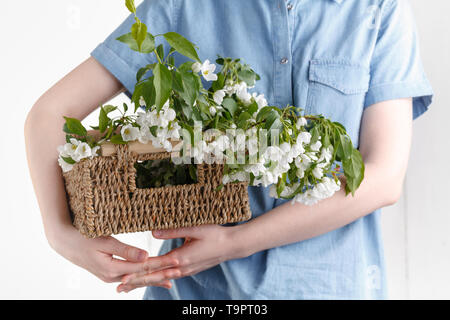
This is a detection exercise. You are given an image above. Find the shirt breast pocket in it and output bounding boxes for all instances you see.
[305,59,370,147]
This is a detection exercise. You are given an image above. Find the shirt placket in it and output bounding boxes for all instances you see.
[272,0,294,108]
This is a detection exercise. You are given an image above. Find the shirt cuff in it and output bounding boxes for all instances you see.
[364,80,434,120]
[90,43,137,98]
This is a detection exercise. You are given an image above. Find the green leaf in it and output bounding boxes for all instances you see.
[215,57,225,65]
[131,20,147,51]
[149,126,158,137]
[247,101,259,115]
[61,156,76,165]
[180,123,195,145]
[188,165,197,181]
[222,98,238,117]
[123,103,128,113]
[179,71,199,106]
[238,69,256,87]
[63,123,71,134]
[256,106,280,122]
[140,33,155,53]
[153,63,172,110]
[178,61,195,73]
[168,55,175,67]
[237,112,252,127]
[116,32,155,53]
[136,63,156,82]
[125,0,136,13]
[171,70,184,93]
[117,33,138,51]
[99,107,109,133]
[344,150,364,197]
[163,32,200,62]
[276,173,287,197]
[265,116,282,132]
[102,105,117,114]
[110,134,126,144]
[211,73,225,92]
[156,44,164,61]
[133,77,156,111]
[337,134,353,160]
[63,117,87,136]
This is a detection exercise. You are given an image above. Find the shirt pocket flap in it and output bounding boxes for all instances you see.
[309,60,370,95]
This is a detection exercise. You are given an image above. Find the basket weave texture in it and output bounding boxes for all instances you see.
[63,144,251,238]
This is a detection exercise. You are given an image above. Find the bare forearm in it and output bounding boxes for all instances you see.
[233,162,399,257]
[24,108,74,243]
[24,57,124,244]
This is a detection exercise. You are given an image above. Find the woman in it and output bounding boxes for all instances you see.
[24,0,433,299]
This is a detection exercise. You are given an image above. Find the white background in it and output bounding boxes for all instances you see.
[0,0,448,299]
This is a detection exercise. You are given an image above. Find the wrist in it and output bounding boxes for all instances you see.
[225,223,257,260]
[45,221,76,253]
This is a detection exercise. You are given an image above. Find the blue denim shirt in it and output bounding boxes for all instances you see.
[91,0,433,299]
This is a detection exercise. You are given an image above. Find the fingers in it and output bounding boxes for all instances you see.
[103,254,179,280]
[104,237,148,262]
[119,268,181,292]
[139,255,180,275]
[117,280,172,293]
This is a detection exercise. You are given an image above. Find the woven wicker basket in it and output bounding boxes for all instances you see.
[62,143,251,238]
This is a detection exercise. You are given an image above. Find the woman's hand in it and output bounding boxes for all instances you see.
[116,224,247,293]
[51,224,179,289]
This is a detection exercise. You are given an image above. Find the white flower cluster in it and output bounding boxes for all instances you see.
[212,80,268,112]
[127,101,181,152]
[219,120,341,206]
[286,176,341,206]
[57,138,100,173]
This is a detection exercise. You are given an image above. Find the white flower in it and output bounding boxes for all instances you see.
[194,59,218,81]
[280,142,291,154]
[165,108,176,122]
[297,167,305,179]
[91,146,101,158]
[289,143,305,159]
[215,135,230,152]
[235,82,252,105]
[121,124,140,142]
[264,146,283,162]
[247,137,259,156]
[312,166,324,179]
[169,122,181,140]
[162,140,172,152]
[58,142,77,157]
[310,140,322,152]
[296,131,311,145]
[213,89,226,105]
[58,157,74,173]
[252,93,268,110]
[74,142,92,161]
[296,117,307,129]
[209,106,217,116]
[191,62,202,73]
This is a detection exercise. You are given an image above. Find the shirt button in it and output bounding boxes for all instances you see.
[280,57,289,64]
[287,3,293,11]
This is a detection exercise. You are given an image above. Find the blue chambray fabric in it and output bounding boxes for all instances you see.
[91,0,433,299]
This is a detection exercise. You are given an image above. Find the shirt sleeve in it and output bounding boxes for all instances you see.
[90,0,173,97]
[364,0,434,120]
